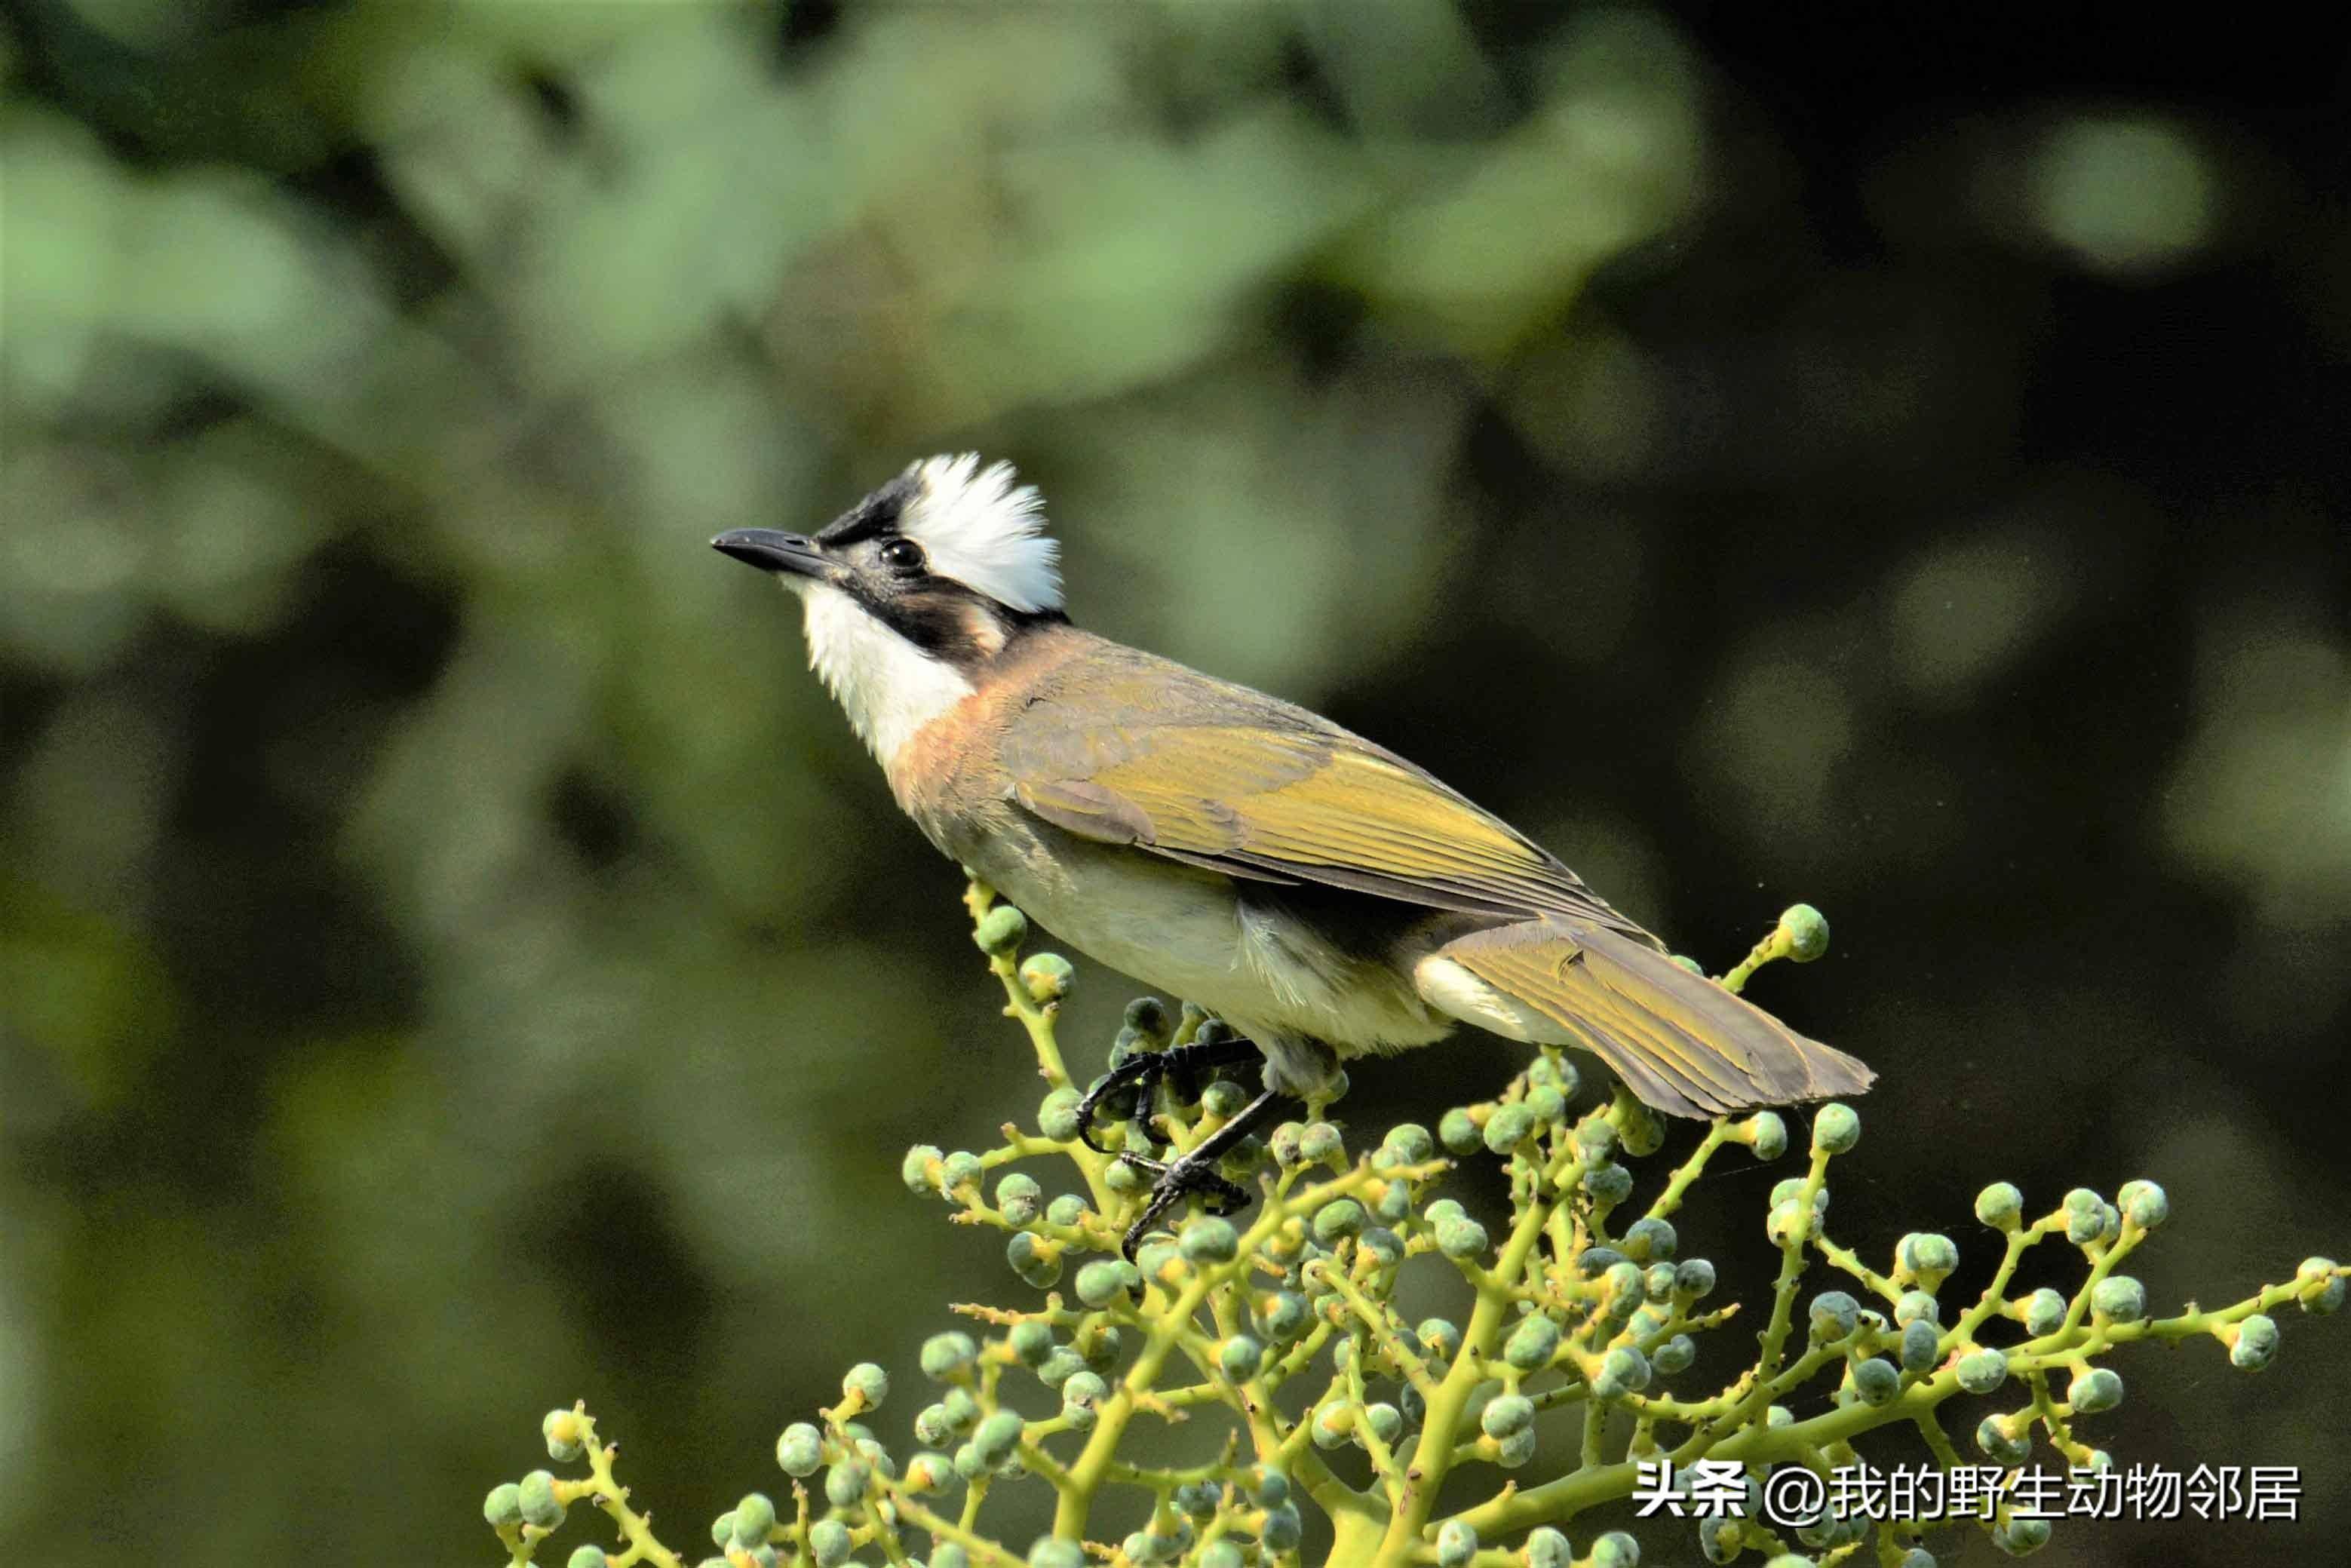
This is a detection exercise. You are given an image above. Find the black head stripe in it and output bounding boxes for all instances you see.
[815,474,916,548]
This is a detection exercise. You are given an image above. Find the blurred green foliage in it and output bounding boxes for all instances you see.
[1,4,2346,1566]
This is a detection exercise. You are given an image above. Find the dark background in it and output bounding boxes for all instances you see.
[2,4,2345,1565]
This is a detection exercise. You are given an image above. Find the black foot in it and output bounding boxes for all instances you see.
[1118,1149,1253,1260]
[1076,1033,1261,1155]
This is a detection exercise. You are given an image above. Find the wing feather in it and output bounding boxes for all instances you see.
[1001,677,1651,935]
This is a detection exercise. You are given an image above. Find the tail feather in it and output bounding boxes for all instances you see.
[1419,919,1875,1118]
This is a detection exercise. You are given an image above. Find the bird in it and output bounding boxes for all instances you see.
[714,454,1874,1253]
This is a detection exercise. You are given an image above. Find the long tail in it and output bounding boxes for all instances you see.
[1414,919,1875,1118]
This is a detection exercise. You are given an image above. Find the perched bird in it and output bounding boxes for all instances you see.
[716,455,1873,1250]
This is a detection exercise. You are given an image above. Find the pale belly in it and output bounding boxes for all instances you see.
[950,818,1456,1087]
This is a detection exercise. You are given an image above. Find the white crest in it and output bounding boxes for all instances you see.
[801,582,976,768]
[899,454,1062,614]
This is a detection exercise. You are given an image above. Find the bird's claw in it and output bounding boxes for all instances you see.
[1075,1051,1165,1154]
[1118,1150,1251,1260]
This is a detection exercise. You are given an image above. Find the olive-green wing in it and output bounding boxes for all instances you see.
[1005,710,1653,937]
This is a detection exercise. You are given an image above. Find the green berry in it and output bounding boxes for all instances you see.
[994,1172,1043,1227]
[1437,1519,1478,1568]
[1745,1110,1788,1161]
[1037,1089,1083,1142]
[1620,1217,1677,1262]
[1525,1085,1567,1125]
[1807,1290,1859,1342]
[973,904,1027,955]
[1593,1346,1650,1398]
[1850,1356,1899,1406]
[1436,1216,1489,1260]
[1590,1533,1640,1568]
[1484,1103,1536,1152]
[1006,1321,1054,1367]
[842,1362,889,1409]
[973,1410,1024,1465]
[920,1332,978,1382]
[1260,1504,1303,1552]
[1976,1416,2031,1465]
[1384,1122,1435,1162]
[1361,1401,1404,1447]
[1178,1215,1238,1263]
[2117,1178,2168,1229]
[1313,1199,1365,1243]
[939,1152,983,1192]
[1309,1401,1351,1449]
[1438,1107,1482,1153]
[913,1404,953,1447]
[1134,1238,1180,1284]
[1653,1333,1696,1375]
[1811,1103,1859,1155]
[1018,951,1073,1002]
[517,1470,565,1531]
[1358,1226,1405,1267]
[2297,1257,2345,1315]
[824,1459,870,1509]
[2063,1187,2113,1245]
[1122,996,1170,1037]
[2090,1275,2145,1324]
[1077,1323,1122,1370]
[1299,1122,1346,1163]
[542,1408,587,1462]
[1201,1079,1248,1119]
[934,1546,972,1568]
[1893,1290,1939,1327]
[567,1548,609,1568]
[1583,1163,1634,1204]
[1975,1181,2023,1229]
[2021,1287,2066,1336]
[1526,1527,1573,1568]
[1008,1231,1062,1289]
[1991,1516,2051,1556]
[1255,1290,1308,1341]
[904,1451,953,1493]
[941,1387,980,1428]
[775,1422,822,1476]
[809,1520,852,1568]
[1481,1393,1535,1438]
[1219,1335,1263,1380]
[2068,1366,2122,1413]
[1898,1232,1958,1287]
[1956,1348,2008,1394]
[902,1145,943,1195]
[1503,1315,1561,1370]
[1073,1259,1131,1308]
[1900,1318,1938,1373]
[2230,1313,2279,1371]
[732,1492,777,1545]
[1779,904,1830,961]
[1674,1257,1717,1300]
[483,1484,523,1530]
[1574,1118,1617,1158]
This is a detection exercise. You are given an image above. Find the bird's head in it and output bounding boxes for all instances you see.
[714,454,1066,764]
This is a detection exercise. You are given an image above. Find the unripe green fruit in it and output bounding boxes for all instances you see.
[973,904,1027,955]
[1811,1103,1860,1155]
[517,1470,565,1530]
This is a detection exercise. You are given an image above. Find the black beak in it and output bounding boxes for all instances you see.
[712,529,830,578]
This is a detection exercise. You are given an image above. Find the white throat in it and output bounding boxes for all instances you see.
[800,583,974,766]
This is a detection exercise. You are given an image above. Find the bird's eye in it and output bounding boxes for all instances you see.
[879,537,925,573]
